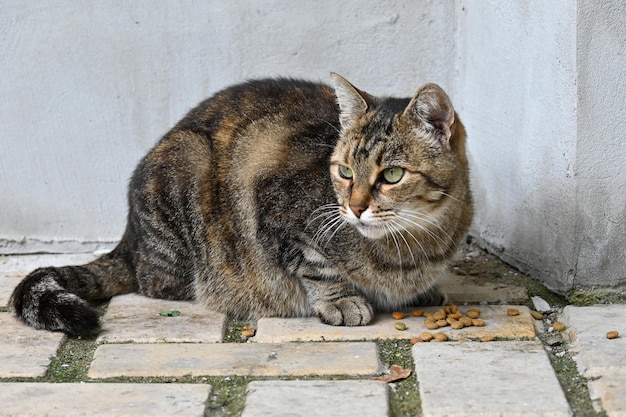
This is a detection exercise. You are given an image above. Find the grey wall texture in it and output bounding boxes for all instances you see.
[1,1,625,294]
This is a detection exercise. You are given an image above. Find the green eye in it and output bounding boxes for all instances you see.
[338,165,353,179]
[382,167,405,184]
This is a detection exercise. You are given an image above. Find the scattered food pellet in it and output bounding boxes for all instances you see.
[480,335,495,342]
[241,328,256,338]
[432,332,448,342]
[410,337,423,345]
[471,319,486,327]
[553,322,567,332]
[606,330,619,339]
[392,311,406,320]
[394,322,407,331]
[425,320,439,330]
[530,310,544,320]
[433,309,447,321]
[411,309,425,317]
[507,308,520,316]
[466,308,481,319]
[419,332,434,342]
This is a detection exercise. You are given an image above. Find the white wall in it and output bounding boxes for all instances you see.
[2,1,625,294]
[456,0,626,293]
[0,0,454,253]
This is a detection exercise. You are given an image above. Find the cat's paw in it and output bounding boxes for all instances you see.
[315,296,374,326]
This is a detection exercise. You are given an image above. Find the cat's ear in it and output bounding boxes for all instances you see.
[330,73,370,130]
[403,83,455,150]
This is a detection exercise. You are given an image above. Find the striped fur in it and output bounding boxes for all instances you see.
[10,75,472,335]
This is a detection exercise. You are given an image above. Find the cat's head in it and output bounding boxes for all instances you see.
[328,73,470,242]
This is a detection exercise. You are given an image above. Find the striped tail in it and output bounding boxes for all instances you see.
[9,245,136,336]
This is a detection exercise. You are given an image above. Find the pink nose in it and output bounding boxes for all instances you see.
[349,203,367,218]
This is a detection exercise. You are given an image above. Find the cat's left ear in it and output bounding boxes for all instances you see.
[330,73,371,130]
[403,83,455,150]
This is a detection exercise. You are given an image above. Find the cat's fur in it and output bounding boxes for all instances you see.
[10,73,473,336]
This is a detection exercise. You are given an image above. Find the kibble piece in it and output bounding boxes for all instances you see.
[507,308,521,316]
[459,316,473,327]
[448,304,459,314]
[447,312,462,320]
[410,337,423,345]
[466,308,481,319]
[553,322,566,332]
[411,309,425,317]
[433,309,447,321]
[394,322,408,331]
[425,320,440,330]
[420,332,434,342]
[241,328,256,338]
[432,332,448,342]
[449,319,464,330]
[480,335,495,342]
[530,310,544,320]
[471,319,486,327]
[606,331,619,339]
[436,319,448,327]
[392,311,406,320]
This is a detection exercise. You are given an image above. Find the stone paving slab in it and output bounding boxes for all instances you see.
[560,304,626,377]
[412,340,572,417]
[241,380,389,417]
[560,305,626,416]
[0,382,210,416]
[88,342,381,379]
[97,294,227,344]
[0,313,65,378]
[253,305,535,343]
[440,271,528,304]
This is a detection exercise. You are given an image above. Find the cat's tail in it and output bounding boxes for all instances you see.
[9,240,136,336]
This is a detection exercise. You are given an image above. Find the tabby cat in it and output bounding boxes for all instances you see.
[10,73,473,336]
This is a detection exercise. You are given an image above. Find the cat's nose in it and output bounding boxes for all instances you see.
[349,204,367,218]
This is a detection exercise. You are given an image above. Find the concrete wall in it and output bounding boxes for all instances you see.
[2,1,625,294]
[455,0,626,293]
[0,0,455,253]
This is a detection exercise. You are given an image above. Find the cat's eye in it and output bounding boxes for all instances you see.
[382,167,405,184]
[338,165,354,180]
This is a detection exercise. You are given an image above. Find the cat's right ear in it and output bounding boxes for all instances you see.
[330,73,369,130]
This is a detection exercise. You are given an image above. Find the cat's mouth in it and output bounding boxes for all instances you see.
[351,220,388,240]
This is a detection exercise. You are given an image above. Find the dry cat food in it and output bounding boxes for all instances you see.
[606,330,619,339]
[394,322,408,331]
[411,331,449,344]
[420,305,487,331]
[392,311,406,320]
[530,310,544,320]
[553,322,567,332]
[507,308,520,316]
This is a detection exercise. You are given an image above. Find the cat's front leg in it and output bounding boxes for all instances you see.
[301,278,374,326]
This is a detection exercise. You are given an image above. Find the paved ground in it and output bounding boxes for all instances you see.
[0,249,624,416]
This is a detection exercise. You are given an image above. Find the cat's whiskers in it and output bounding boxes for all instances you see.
[386,220,419,272]
[388,218,429,262]
[383,222,404,278]
[436,191,467,206]
[397,210,455,253]
[311,207,347,249]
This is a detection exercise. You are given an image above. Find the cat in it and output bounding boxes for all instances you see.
[10,73,473,336]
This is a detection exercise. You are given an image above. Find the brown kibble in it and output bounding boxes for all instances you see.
[432,332,448,342]
[392,311,406,320]
[606,331,619,339]
[425,321,440,330]
[411,309,425,317]
[553,322,566,332]
[530,310,544,320]
[459,316,473,327]
[394,322,408,331]
[447,312,462,320]
[410,337,423,345]
[436,319,448,327]
[241,328,256,338]
[433,309,447,321]
[420,332,434,342]
[480,335,495,342]
[507,308,521,316]
[448,304,459,314]
[466,308,481,319]
[471,319,486,327]
[450,320,464,330]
